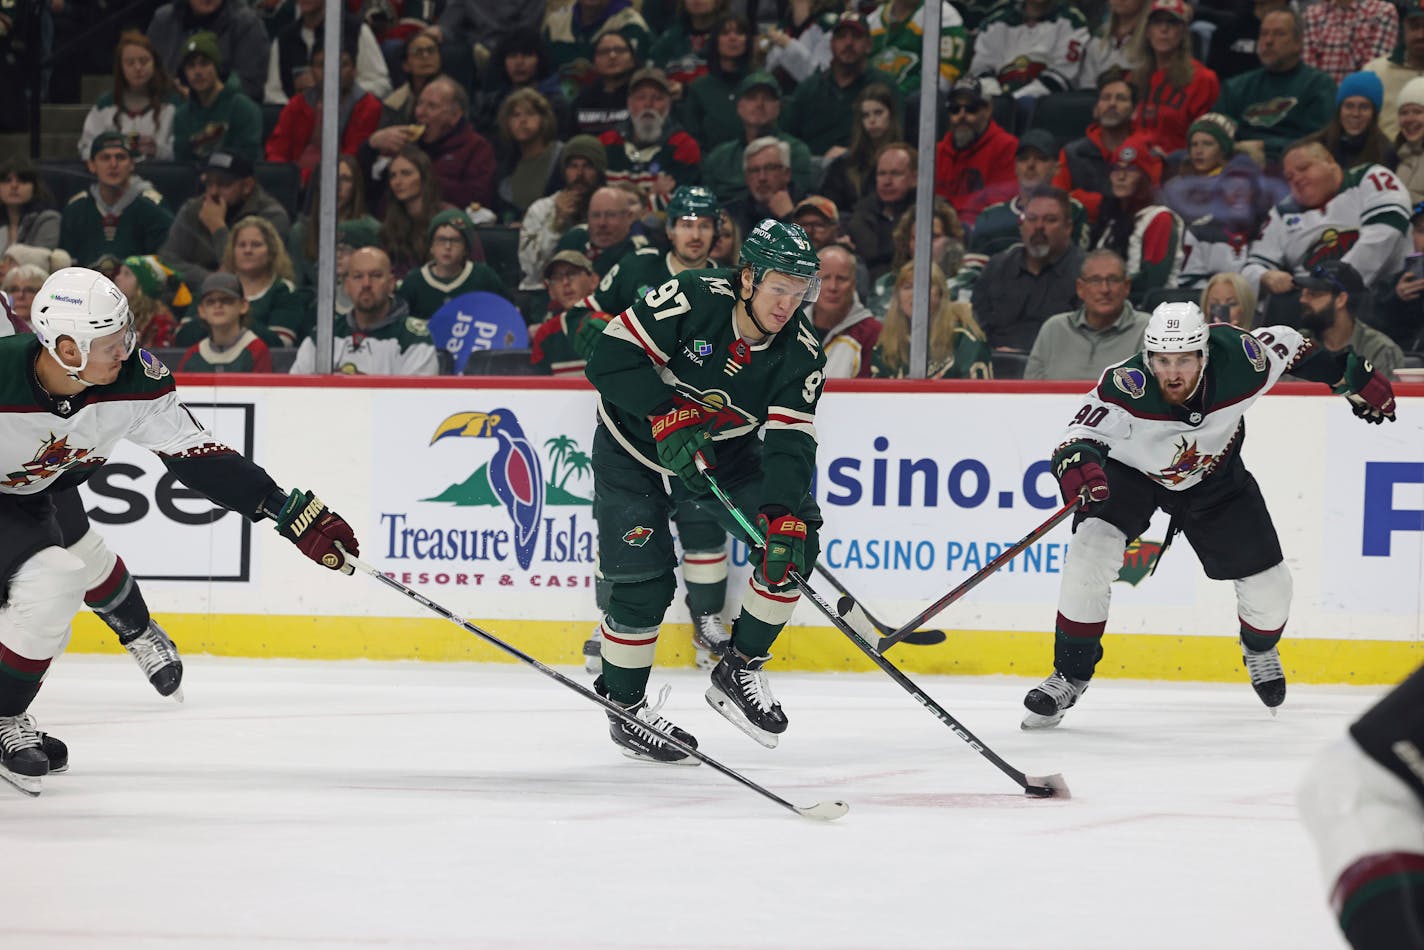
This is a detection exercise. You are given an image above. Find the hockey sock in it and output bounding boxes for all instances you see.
[730,573,798,658]
[682,549,728,616]
[597,618,657,704]
[85,557,151,645]
[1239,618,1283,654]
[0,643,48,716]
[1053,613,1106,681]
[1333,853,1424,950]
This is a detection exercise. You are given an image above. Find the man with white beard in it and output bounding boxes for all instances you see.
[600,67,701,212]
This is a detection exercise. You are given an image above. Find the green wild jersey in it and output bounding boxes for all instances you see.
[584,267,827,513]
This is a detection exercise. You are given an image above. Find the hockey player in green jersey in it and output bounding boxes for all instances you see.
[1023,300,1398,730]
[583,218,826,761]
[0,267,361,794]
[569,185,735,673]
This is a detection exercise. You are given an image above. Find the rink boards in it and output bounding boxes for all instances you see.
[66,374,1424,685]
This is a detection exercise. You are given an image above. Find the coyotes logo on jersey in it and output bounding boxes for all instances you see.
[3,433,98,489]
[1154,436,1217,487]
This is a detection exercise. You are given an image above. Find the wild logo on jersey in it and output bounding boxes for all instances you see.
[3,433,98,489]
[1301,227,1360,269]
[999,54,1045,88]
[1117,538,1164,587]
[1242,96,1298,128]
[1156,436,1216,486]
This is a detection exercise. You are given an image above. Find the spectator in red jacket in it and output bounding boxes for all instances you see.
[933,77,1018,228]
[1052,69,1139,222]
[265,45,382,185]
[1128,0,1219,155]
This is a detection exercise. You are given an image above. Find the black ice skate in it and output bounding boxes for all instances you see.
[688,599,731,672]
[0,714,53,796]
[706,648,788,748]
[595,679,699,765]
[122,622,184,701]
[582,626,601,675]
[1022,671,1090,730]
[1242,643,1286,712]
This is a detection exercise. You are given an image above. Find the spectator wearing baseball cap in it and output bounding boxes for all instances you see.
[518,134,608,292]
[783,12,902,159]
[176,272,273,373]
[702,71,816,205]
[1088,137,1184,300]
[145,0,270,103]
[1295,259,1404,380]
[1131,0,1219,156]
[170,30,262,164]
[954,129,1089,298]
[396,208,511,322]
[933,77,1019,229]
[58,132,173,266]
[599,67,702,210]
[793,193,872,304]
[529,250,601,375]
[159,149,291,296]
[1363,1,1424,141]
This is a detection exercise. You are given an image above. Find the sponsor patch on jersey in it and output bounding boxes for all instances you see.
[622,525,654,547]
[139,348,170,380]
[694,339,713,357]
[1240,333,1268,372]
[1111,366,1147,398]
[406,317,431,337]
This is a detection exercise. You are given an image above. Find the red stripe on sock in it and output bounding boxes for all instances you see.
[601,627,659,647]
[1056,613,1106,640]
[749,579,799,604]
[1239,617,1285,638]
[683,554,727,564]
[0,644,51,675]
[1331,852,1424,916]
[86,556,128,606]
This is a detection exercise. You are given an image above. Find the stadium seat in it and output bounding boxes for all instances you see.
[1025,90,1099,147]
[38,160,91,204]
[262,103,284,144]
[138,161,201,212]
[1139,286,1202,312]
[255,161,302,219]
[991,350,1028,380]
[462,347,548,376]
[474,225,522,290]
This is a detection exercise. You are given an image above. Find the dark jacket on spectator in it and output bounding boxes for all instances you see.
[173,76,263,164]
[1052,122,1125,221]
[423,118,497,209]
[846,189,916,281]
[158,185,292,291]
[147,0,270,102]
[724,183,807,239]
[973,243,1085,352]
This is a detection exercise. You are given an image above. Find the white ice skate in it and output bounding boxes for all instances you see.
[690,611,731,671]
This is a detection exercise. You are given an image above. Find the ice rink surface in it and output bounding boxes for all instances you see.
[7,653,1381,950]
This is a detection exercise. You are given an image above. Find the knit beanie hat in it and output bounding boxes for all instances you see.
[1110,137,1163,186]
[1187,112,1236,156]
[180,30,223,71]
[1337,71,1384,111]
[123,254,191,307]
[561,135,608,176]
[337,218,382,249]
[428,207,474,256]
[1400,76,1424,113]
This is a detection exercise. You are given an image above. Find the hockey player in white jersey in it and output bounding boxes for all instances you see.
[0,267,362,794]
[1023,300,1398,729]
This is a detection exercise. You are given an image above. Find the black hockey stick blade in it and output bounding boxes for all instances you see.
[1024,773,1071,799]
[338,546,848,822]
[835,595,947,647]
[813,564,947,647]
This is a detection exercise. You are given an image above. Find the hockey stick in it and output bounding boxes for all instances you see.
[812,563,947,648]
[697,467,1069,799]
[338,546,848,822]
[878,498,1082,653]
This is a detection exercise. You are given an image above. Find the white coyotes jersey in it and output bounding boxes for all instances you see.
[1244,163,1411,288]
[1059,323,1310,492]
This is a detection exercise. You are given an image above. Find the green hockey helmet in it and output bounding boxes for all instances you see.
[665,185,720,223]
[738,218,821,301]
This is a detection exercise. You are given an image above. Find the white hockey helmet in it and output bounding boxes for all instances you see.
[1143,300,1209,366]
[32,266,134,379]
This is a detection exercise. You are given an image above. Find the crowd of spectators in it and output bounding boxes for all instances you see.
[2,0,1422,383]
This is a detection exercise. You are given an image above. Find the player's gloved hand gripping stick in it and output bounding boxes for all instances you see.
[696,459,1069,799]
[650,398,716,493]
[264,488,360,573]
[1334,353,1398,425]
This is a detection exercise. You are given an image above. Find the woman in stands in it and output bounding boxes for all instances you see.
[493,89,563,223]
[288,154,378,288]
[1078,0,1147,88]
[381,30,444,127]
[77,31,178,162]
[1394,77,1424,204]
[0,157,60,254]
[222,216,311,347]
[871,261,991,379]
[1321,71,1396,173]
[112,254,182,348]
[1128,0,1218,156]
[868,198,964,316]
[1090,138,1184,299]
[1199,271,1257,330]
[679,12,759,147]
[379,145,452,279]
[0,264,46,333]
[820,83,902,213]
[473,29,573,140]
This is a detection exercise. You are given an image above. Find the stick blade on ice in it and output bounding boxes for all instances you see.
[795,800,850,821]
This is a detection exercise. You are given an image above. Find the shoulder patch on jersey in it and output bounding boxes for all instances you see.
[1111,366,1147,399]
[139,348,171,380]
[1240,333,1267,372]
[67,190,89,205]
[634,246,661,257]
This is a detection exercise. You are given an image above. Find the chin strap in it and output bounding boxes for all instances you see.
[736,269,775,339]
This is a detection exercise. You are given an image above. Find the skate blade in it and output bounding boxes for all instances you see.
[0,766,43,797]
[704,688,780,749]
[619,746,700,766]
[1021,710,1065,731]
[168,686,185,704]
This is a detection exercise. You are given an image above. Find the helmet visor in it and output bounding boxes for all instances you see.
[760,272,821,303]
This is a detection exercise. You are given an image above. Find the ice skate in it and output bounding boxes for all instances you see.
[688,601,730,672]
[122,622,184,701]
[595,679,699,764]
[1242,643,1286,712]
[582,626,602,675]
[1022,671,1090,730]
[706,647,787,748]
[0,714,52,796]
